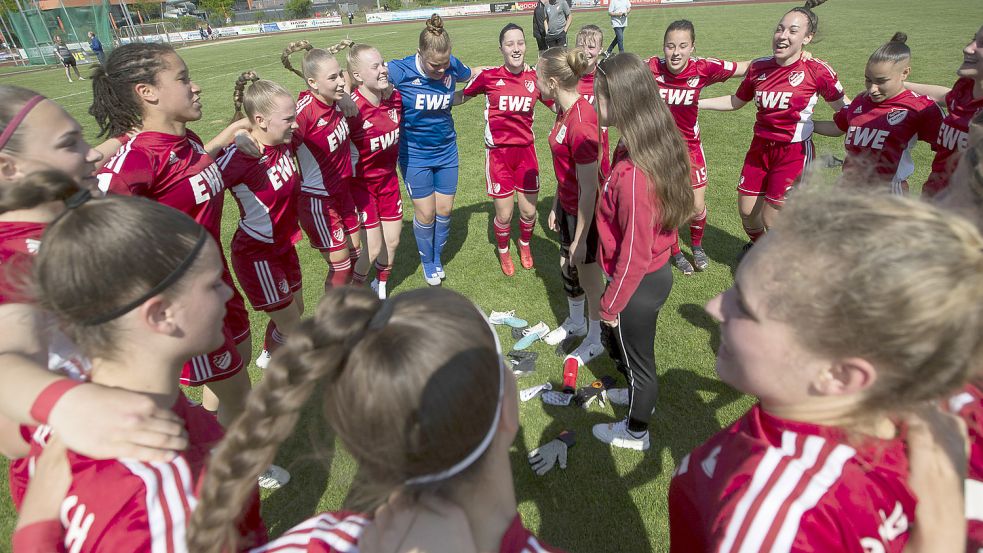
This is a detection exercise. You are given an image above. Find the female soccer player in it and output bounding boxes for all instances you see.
[649,20,752,273]
[281,40,364,291]
[669,191,983,552]
[346,44,404,298]
[0,87,191,507]
[700,3,846,253]
[575,25,604,105]
[813,33,943,194]
[538,46,608,365]
[90,43,253,428]
[590,54,693,451]
[905,24,983,197]
[460,23,550,275]
[388,15,473,285]
[10,195,266,551]
[218,72,304,368]
[187,287,563,553]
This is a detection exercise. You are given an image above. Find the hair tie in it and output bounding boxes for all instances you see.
[0,96,44,151]
[65,189,92,210]
[80,226,209,325]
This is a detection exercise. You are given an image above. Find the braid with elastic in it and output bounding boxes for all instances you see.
[88,43,174,138]
[803,0,828,7]
[325,39,355,55]
[281,40,313,80]
[187,288,382,553]
[231,70,261,123]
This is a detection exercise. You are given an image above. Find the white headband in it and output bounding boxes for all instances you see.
[404,309,506,486]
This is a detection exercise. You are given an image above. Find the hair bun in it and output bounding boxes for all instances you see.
[566,48,589,79]
[890,31,908,44]
[426,14,444,34]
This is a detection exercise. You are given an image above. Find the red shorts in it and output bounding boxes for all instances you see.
[179,327,244,386]
[737,137,813,206]
[351,173,404,230]
[687,143,708,189]
[298,191,360,252]
[485,145,540,199]
[221,265,250,344]
[231,234,302,312]
[922,170,950,198]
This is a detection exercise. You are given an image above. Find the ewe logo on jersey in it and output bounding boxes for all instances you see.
[326,119,351,152]
[660,88,696,106]
[266,154,296,190]
[887,109,907,126]
[845,126,889,150]
[414,93,452,111]
[754,90,792,110]
[788,71,805,87]
[189,164,224,205]
[937,122,968,151]
[499,95,534,112]
[370,128,400,152]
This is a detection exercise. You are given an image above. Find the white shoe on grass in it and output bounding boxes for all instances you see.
[370,278,387,299]
[255,349,271,369]
[544,317,588,346]
[592,419,649,451]
[258,464,290,489]
[513,322,549,350]
[489,310,528,328]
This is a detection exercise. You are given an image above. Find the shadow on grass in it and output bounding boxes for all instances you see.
[678,303,720,354]
[701,223,748,277]
[260,379,337,539]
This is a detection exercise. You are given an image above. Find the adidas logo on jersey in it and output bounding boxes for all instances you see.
[655,75,665,83]
[854,104,863,114]
[25,238,40,254]
[317,118,328,127]
[411,78,423,85]
[496,79,506,86]
[756,72,768,81]
[363,120,374,130]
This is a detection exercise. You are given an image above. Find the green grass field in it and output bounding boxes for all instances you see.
[0,1,977,550]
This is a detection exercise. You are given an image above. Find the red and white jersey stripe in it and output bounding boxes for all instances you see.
[669,404,916,553]
[217,142,300,248]
[294,91,353,197]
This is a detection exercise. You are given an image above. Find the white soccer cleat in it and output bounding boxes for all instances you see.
[544,317,588,346]
[513,322,549,350]
[592,419,649,451]
[489,310,529,328]
[255,349,272,369]
[258,464,291,489]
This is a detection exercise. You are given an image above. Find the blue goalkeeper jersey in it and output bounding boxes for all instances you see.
[387,53,471,167]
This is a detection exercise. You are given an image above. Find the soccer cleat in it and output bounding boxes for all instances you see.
[433,254,446,280]
[513,322,549,350]
[542,389,575,406]
[258,464,291,489]
[67,78,73,83]
[544,317,588,346]
[498,251,516,276]
[672,252,695,276]
[592,419,650,451]
[370,278,387,299]
[692,247,710,272]
[520,382,552,402]
[567,339,605,366]
[507,350,538,362]
[518,243,534,269]
[489,310,529,328]
[421,262,441,286]
[255,349,272,369]
[606,387,631,406]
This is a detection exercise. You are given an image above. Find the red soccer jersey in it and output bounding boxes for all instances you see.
[97,130,227,243]
[833,90,944,184]
[948,382,983,552]
[548,96,609,214]
[578,69,596,105]
[347,88,402,187]
[736,56,845,143]
[931,77,983,177]
[649,56,738,145]
[596,144,676,321]
[294,90,353,197]
[0,221,44,305]
[55,396,266,552]
[462,66,545,148]
[217,142,300,250]
[249,511,564,552]
[669,404,916,553]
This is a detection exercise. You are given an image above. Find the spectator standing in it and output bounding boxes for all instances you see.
[533,0,548,52]
[348,11,354,24]
[606,0,629,54]
[86,31,104,65]
[52,36,84,83]
[544,0,572,48]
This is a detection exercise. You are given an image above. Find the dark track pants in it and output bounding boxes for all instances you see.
[601,263,672,433]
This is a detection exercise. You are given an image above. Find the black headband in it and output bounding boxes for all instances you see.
[80,227,210,326]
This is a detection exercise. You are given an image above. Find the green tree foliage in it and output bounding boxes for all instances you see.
[284,0,312,18]
[198,0,234,18]
[382,0,401,10]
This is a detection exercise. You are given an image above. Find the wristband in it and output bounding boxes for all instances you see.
[557,430,576,448]
[30,379,82,425]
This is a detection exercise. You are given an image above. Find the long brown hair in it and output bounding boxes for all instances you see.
[594,53,693,229]
[188,287,503,553]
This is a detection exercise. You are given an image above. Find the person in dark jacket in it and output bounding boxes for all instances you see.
[532,0,547,52]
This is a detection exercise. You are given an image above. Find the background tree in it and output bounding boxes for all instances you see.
[284,0,311,19]
[197,0,234,20]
